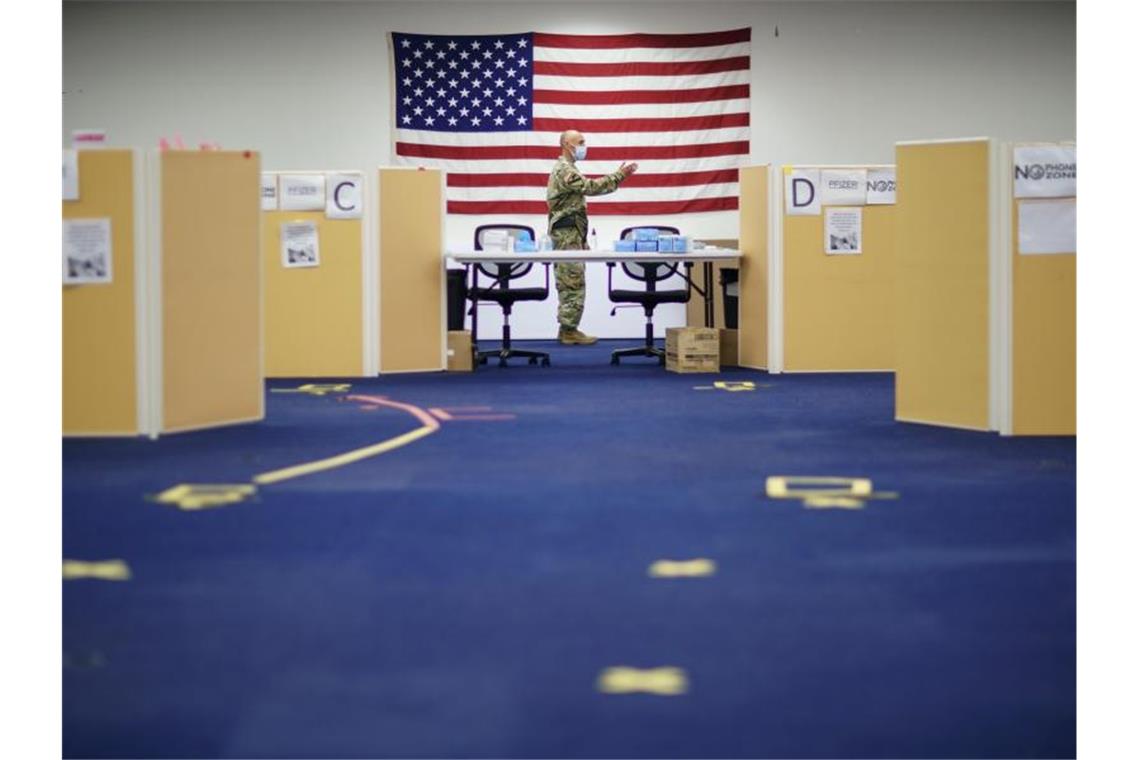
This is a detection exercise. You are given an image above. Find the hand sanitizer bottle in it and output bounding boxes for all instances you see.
[589,228,598,251]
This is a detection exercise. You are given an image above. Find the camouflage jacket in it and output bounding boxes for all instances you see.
[546,156,625,233]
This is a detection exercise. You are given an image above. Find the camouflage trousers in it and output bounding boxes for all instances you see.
[551,225,587,330]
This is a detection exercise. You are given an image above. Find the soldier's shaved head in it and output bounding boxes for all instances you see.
[559,130,583,150]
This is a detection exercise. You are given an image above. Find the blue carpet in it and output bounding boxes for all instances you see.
[63,340,1075,758]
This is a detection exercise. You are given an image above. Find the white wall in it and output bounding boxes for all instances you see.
[63,0,1075,340]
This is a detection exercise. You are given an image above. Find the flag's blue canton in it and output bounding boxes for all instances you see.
[393,32,535,133]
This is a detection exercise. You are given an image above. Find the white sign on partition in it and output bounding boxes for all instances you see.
[820,169,867,206]
[866,168,897,205]
[260,173,278,211]
[281,221,320,268]
[1014,145,1076,198]
[63,150,80,201]
[824,207,862,255]
[279,174,326,211]
[1018,199,1076,255]
[325,173,363,219]
[785,168,820,216]
[63,218,113,284]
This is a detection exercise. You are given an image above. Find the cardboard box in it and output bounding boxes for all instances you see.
[446,330,473,372]
[719,328,739,367]
[665,327,720,373]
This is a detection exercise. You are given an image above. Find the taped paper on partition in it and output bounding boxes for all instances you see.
[63,218,113,284]
[63,150,79,201]
[281,220,320,268]
[1018,199,1075,255]
[1014,145,1076,198]
[260,173,278,210]
[824,207,862,255]
[820,169,867,205]
[279,174,326,211]
[325,173,363,219]
[866,168,896,204]
[784,168,820,215]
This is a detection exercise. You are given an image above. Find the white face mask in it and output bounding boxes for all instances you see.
[573,144,587,161]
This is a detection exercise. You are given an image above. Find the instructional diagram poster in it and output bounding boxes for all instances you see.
[785,168,821,215]
[824,207,862,255]
[281,221,320,268]
[325,173,363,219]
[279,174,326,211]
[63,150,80,201]
[820,169,867,206]
[866,168,897,205]
[1018,199,1076,255]
[1014,145,1076,198]
[63,218,113,284]
[260,173,278,211]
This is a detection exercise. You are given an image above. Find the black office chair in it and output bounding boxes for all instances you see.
[470,224,551,368]
[607,225,692,365]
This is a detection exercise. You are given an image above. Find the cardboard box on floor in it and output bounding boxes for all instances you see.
[666,327,720,373]
[446,330,473,372]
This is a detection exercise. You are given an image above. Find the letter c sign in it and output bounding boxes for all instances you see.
[325,173,363,219]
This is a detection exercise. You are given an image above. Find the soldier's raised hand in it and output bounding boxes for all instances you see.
[619,162,639,178]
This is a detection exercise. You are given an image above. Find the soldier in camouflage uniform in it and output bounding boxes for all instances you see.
[547,129,638,344]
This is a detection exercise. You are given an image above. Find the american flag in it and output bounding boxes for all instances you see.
[391,28,751,216]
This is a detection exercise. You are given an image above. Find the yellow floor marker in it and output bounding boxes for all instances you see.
[597,667,689,696]
[764,475,898,510]
[269,383,352,396]
[154,483,256,511]
[648,558,717,578]
[63,559,131,581]
[693,380,762,391]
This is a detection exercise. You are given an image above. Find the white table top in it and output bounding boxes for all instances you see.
[446,247,741,264]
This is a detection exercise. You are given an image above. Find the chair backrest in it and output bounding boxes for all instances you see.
[474,224,536,282]
[619,225,682,286]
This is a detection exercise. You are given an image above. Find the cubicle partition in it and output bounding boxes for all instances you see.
[262,171,366,377]
[63,149,263,437]
[378,167,446,373]
[777,165,896,372]
[737,164,769,370]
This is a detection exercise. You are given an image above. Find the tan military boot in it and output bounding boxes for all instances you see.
[559,328,598,345]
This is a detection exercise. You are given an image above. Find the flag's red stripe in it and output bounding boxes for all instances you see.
[447,197,739,215]
[534,56,748,78]
[533,28,751,50]
[397,141,748,160]
[533,112,748,133]
[533,84,749,105]
[447,169,740,188]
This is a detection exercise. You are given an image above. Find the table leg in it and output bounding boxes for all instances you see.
[704,261,715,328]
[469,264,479,358]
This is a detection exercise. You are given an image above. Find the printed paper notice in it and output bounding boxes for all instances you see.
[63,218,113,284]
[279,174,326,211]
[785,168,820,216]
[260,173,278,211]
[1014,145,1076,198]
[1018,199,1075,255]
[325,173,363,219]
[281,221,320,268]
[866,168,896,205]
[824,207,862,255]
[820,169,867,206]
[63,150,80,201]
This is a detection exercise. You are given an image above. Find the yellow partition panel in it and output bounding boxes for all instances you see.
[262,210,363,377]
[738,165,768,369]
[1012,203,1075,435]
[784,199,895,371]
[63,150,138,435]
[161,151,263,431]
[895,141,990,429]
[379,168,444,372]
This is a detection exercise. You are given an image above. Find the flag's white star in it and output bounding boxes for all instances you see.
[494,97,504,107]
[448,117,458,126]
[403,96,412,105]
[402,59,411,67]
[494,115,504,125]
[424,40,434,50]
[483,107,492,116]
[401,39,410,48]
[507,50,516,59]
[472,116,482,126]
[437,51,446,60]
[425,59,435,69]
[448,98,458,107]
[459,50,469,60]
[471,97,481,107]
[506,69,516,78]
[402,114,412,124]
[447,40,457,50]
[459,107,469,117]
[425,116,435,125]
[517,38,528,47]
[506,106,516,116]
[506,87,516,96]
[448,79,458,88]
[413,87,423,97]
[518,115,528,125]
[402,77,411,86]
[413,49,423,58]
[448,60,458,69]
[437,88,446,98]
[494,78,505,88]
[460,88,470,98]
[437,106,446,116]
[459,70,470,79]
[483,88,492,98]
[494,59,504,69]
[413,68,423,78]
[426,97,435,106]
[517,77,528,86]
[483,50,492,59]
[494,39,504,49]
[413,106,423,116]
[472,41,481,50]
[517,96,527,105]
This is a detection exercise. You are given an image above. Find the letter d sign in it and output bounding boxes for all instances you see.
[785,168,821,216]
